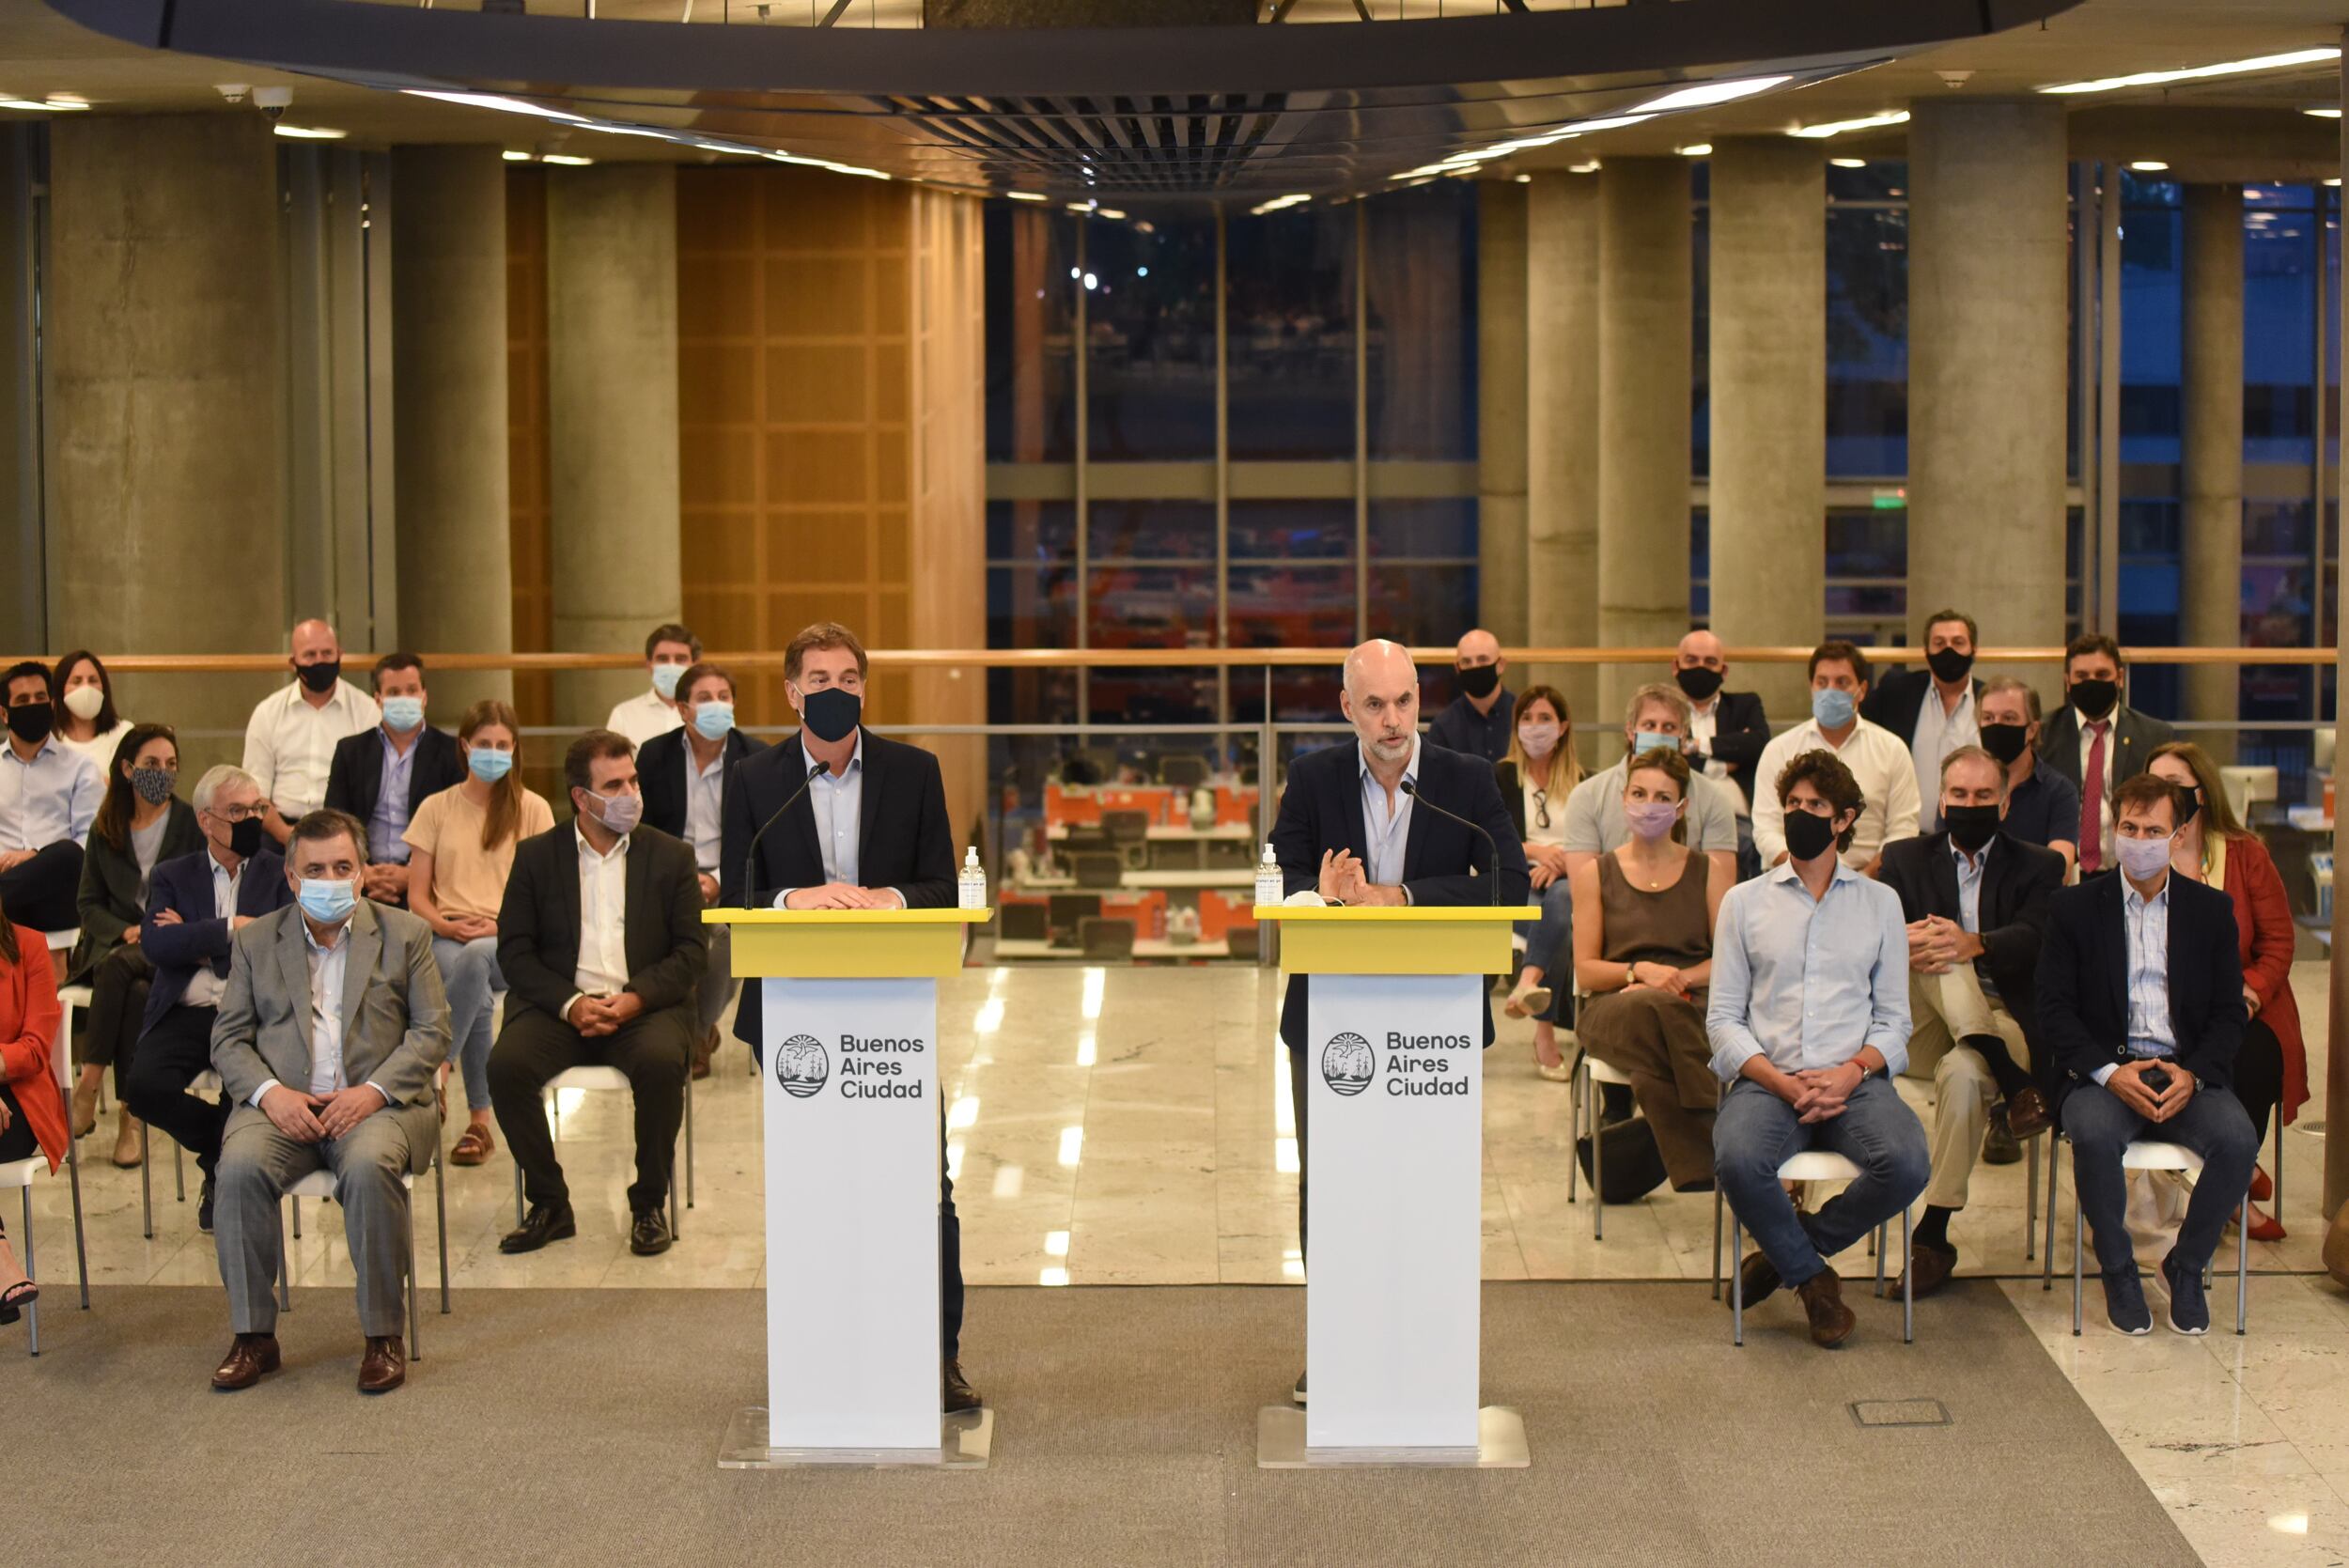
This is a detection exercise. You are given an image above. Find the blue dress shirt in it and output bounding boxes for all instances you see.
[1705,857,1911,1082]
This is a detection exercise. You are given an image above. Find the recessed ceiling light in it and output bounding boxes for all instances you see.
[1097,208,1127,219]
[0,96,86,113]
[1004,191,1047,202]
[2327,178,2342,187]
[1789,110,1910,139]
[272,125,347,140]
[2129,160,2170,172]
[1677,144,1713,158]
[1829,157,1868,168]
[2041,47,2341,97]
[1569,160,1601,174]
[1569,114,1655,135]
[1513,173,1532,183]
[540,154,594,166]
[502,149,533,162]
[1634,76,1792,115]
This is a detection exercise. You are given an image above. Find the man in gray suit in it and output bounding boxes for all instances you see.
[208,809,449,1395]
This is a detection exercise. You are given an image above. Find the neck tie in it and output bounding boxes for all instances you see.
[2078,720,2109,874]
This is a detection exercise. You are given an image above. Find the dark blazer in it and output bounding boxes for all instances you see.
[637,725,768,845]
[720,730,958,1056]
[1691,690,1771,805]
[496,823,708,1031]
[1860,669,1984,748]
[137,846,294,1037]
[2037,703,2176,805]
[1877,830,2064,1041]
[2035,870,2245,1102]
[1270,739,1531,1053]
[323,724,467,853]
[71,799,202,976]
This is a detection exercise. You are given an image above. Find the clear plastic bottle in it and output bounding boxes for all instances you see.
[1254,841,1284,908]
[957,846,988,910]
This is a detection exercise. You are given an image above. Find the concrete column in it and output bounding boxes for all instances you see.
[2326,56,2348,1225]
[2181,182,2244,758]
[1708,139,1825,721]
[1525,171,1599,753]
[44,114,286,762]
[547,165,682,726]
[392,146,512,711]
[1595,158,1691,730]
[1907,100,2069,669]
[1477,179,1530,645]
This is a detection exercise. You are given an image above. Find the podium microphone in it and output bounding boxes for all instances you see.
[741,761,828,908]
[1399,780,1500,906]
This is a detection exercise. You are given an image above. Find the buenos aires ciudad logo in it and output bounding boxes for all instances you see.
[1320,1032,1375,1097]
[776,1034,830,1099]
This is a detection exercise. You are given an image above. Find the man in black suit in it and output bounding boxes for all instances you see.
[323,653,466,908]
[717,620,975,1414]
[1877,745,2064,1298]
[2037,632,2176,878]
[2037,773,2254,1337]
[488,730,707,1260]
[1859,608,1986,835]
[639,660,767,1079]
[1270,638,1530,1405]
[1672,629,1770,809]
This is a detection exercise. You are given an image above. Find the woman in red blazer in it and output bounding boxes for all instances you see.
[2149,745,2306,1239]
[0,913,65,1316]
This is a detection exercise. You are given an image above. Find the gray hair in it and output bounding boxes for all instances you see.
[1624,682,1692,733]
[1979,675,2042,724]
[1939,743,2009,799]
[191,764,260,813]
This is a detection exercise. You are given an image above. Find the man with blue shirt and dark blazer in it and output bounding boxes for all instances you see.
[1269,638,1530,1405]
[2036,772,2254,1338]
[122,764,294,1233]
[323,653,465,908]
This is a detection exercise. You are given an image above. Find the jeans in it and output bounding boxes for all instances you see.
[1713,1074,1930,1289]
[433,934,506,1114]
[1521,879,1572,1025]
[2062,1077,2257,1276]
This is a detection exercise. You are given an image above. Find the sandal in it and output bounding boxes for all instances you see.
[1505,983,1552,1020]
[0,1280,37,1312]
[449,1126,495,1167]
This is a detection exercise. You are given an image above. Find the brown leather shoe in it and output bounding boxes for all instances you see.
[1889,1239,1957,1300]
[1732,1248,1781,1309]
[942,1359,982,1414]
[692,1027,716,1081]
[111,1110,144,1170]
[1796,1268,1856,1347]
[2005,1084,2052,1141]
[359,1336,406,1394]
[211,1333,281,1391]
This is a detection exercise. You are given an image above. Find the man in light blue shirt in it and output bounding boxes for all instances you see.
[1708,748,1928,1348]
[0,659,101,931]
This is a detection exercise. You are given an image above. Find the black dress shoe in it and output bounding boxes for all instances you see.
[943,1359,982,1413]
[197,1172,216,1234]
[499,1203,577,1254]
[629,1207,673,1257]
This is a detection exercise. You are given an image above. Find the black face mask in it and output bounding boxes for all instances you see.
[1944,803,2000,853]
[4,702,52,745]
[1674,666,1724,702]
[1783,808,1840,864]
[2069,677,2118,722]
[2176,789,2201,830]
[226,815,265,860]
[1978,722,2030,766]
[1926,646,1974,685]
[296,659,342,694]
[800,686,862,744]
[1456,663,1501,700]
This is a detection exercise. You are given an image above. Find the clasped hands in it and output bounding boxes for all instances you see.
[1764,1059,1863,1125]
[259,1082,387,1142]
[1315,849,1404,908]
[784,883,901,911]
[1526,842,1571,891]
[1619,960,1691,999]
[2105,1058,2197,1124]
[566,990,646,1038]
[1905,915,1978,975]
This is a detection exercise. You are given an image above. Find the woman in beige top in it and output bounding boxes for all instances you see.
[406,699,554,1164]
[1570,748,1732,1192]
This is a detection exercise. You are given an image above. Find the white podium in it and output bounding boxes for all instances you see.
[1253,904,1534,1468]
[704,907,993,1469]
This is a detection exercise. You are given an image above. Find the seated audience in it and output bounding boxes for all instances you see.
[1498,685,1583,1079]
[0,660,100,932]
[403,700,555,1167]
[1571,747,1732,1191]
[1426,628,1515,764]
[2038,632,2174,877]
[606,622,701,748]
[69,723,199,1167]
[1561,683,1740,886]
[1708,749,1926,1348]
[1974,676,2080,875]
[490,731,706,1259]
[209,809,449,1394]
[0,908,64,1322]
[121,766,292,1233]
[1877,746,2064,1297]
[638,661,766,1079]
[2037,773,2255,1337]
[323,653,466,908]
[1751,642,1921,876]
[2145,741,2303,1241]
[1860,608,1983,834]
[51,650,134,776]
[241,618,381,848]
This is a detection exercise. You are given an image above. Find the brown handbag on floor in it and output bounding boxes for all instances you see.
[1575,1116,1669,1205]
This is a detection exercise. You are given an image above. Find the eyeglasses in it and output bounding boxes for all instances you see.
[210,803,266,823]
[1532,789,1549,831]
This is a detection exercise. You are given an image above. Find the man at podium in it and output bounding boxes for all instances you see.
[719,620,976,1414]
[1269,638,1529,1404]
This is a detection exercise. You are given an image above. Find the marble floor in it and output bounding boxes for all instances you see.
[18,959,2347,1563]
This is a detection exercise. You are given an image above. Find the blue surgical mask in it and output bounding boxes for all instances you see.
[692,701,735,741]
[297,877,356,924]
[1631,729,1679,756]
[1812,688,1857,730]
[651,663,687,700]
[381,696,425,733]
[467,746,514,784]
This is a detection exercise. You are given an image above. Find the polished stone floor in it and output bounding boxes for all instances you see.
[19,960,2345,1563]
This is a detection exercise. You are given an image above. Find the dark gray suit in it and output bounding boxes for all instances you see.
[2036,702,2176,862]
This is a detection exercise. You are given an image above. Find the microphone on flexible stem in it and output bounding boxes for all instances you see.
[741,761,827,908]
[1399,780,1501,907]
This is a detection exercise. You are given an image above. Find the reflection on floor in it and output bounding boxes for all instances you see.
[21,960,2344,1563]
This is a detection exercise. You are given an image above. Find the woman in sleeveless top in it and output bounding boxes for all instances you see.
[1569,749,1732,1191]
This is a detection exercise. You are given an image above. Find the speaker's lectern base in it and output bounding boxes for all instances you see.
[1254,1405,1529,1468]
[719,1405,993,1469]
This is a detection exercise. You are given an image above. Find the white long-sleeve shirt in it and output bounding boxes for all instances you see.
[1750,715,1921,871]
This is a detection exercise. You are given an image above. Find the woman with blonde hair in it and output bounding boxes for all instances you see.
[405,699,555,1166]
[1496,684,1585,1079]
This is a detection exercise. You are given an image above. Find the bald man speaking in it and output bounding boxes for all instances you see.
[1268,639,1529,1405]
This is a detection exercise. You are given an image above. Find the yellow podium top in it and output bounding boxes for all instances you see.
[1253,902,1534,975]
[702,907,990,980]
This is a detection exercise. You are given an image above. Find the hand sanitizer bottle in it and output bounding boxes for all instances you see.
[1255,841,1284,908]
[957,846,987,910]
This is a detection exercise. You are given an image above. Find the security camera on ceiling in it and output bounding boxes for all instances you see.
[252,85,292,120]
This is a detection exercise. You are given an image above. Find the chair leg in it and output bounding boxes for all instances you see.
[2071,1178,2084,1338]
[277,1206,293,1314]
[291,1197,302,1241]
[2025,1136,2039,1263]
[60,1083,88,1311]
[2042,1133,2061,1291]
[1731,1207,1744,1347]
[407,1205,421,1362]
[1710,1185,1723,1301]
[2271,1114,2284,1220]
[1900,1206,1913,1344]
[2237,1177,2251,1337]
[434,1148,450,1315]
[1566,1059,1582,1205]
[23,1188,37,1358]
[174,1140,184,1203]
[139,1122,154,1240]
[1592,1074,1605,1244]
[684,1072,695,1211]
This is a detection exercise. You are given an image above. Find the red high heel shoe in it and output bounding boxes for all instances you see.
[2248,1164,2273,1203]
[2232,1202,2286,1243]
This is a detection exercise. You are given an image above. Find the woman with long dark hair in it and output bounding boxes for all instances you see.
[51,650,133,777]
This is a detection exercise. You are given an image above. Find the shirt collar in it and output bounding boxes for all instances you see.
[812,732,866,780]
[1766,853,1857,891]
[303,915,350,955]
[1951,835,1994,874]
[1358,734,1422,786]
[3,734,59,765]
[2123,873,2170,911]
[575,824,631,862]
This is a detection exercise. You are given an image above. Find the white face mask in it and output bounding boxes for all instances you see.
[1517,722,1560,759]
[63,686,104,722]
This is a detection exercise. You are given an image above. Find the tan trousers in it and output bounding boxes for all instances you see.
[1904,965,2030,1212]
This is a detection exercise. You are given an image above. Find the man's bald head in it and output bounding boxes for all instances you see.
[1342,639,1419,766]
[1676,629,1723,667]
[1455,629,1501,668]
[289,619,342,668]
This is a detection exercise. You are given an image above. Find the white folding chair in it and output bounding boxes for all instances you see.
[1566,1039,1638,1241]
[0,976,92,1356]
[1716,1150,1913,1347]
[510,1064,692,1236]
[2066,1137,2249,1337]
[141,1069,223,1239]
[274,1165,428,1360]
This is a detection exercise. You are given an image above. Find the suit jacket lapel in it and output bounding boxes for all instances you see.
[1400,753,1433,881]
[857,738,884,875]
[623,832,653,968]
[552,831,582,970]
[785,737,824,873]
[1929,840,1963,923]
[2102,875,2129,1026]
[277,912,315,1058]
[1338,747,1370,870]
[338,900,381,1066]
